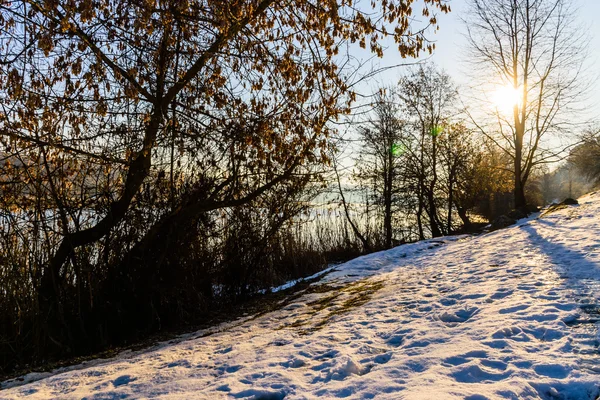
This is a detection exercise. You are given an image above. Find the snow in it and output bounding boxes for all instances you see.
[2,192,600,399]
[261,264,340,294]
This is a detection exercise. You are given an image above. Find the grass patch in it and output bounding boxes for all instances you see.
[285,279,385,335]
[540,204,568,218]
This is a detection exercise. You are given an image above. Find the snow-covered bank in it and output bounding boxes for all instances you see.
[2,193,600,399]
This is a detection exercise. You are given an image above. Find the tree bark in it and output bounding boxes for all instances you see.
[383,151,393,249]
[514,116,528,212]
[456,206,471,230]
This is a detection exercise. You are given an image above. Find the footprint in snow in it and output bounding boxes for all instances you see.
[231,388,286,400]
[460,293,488,300]
[403,360,428,373]
[112,375,136,387]
[492,327,530,342]
[216,365,243,374]
[438,307,479,324]
[451,364,512,383]
[162,359,192,369]
[217,345,233,354]
[536,292,562,301]
[382,333,404,347]
[524,313,560,322]
[270,338,292,347]
[215,384,230,392]
[446,292,487,301]
[403,339,432,349]
[498,304,530,314]
[490,288,513,300]
[523,326,564,341]
[372,352,393,364]
[464,395,491,400]
[357,344,389,355]
[480,359,509,371]
[443,350,488,366]
[280,357,305,368]
[534,363,571,379]
[482,339,510,349]
[18,388,38,396]
[440,297,458,306]
[545,302,577,311]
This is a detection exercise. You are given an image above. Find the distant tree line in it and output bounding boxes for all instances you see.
[569,133,600,188]
[335,57,599,251]
[336,64,516,250]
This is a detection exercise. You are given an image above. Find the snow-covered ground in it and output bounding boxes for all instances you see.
[3,192,600,399]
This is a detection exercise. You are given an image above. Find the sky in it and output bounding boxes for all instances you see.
[431,0,600,85]
[338,0,600,171]
[362,0,600,116]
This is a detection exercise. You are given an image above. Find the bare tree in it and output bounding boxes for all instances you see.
[398,64,458,237]
[351,66,470,243]
[464,0,588,211]
[354,91,407,249]
[569,129,600,186]
[439,122,473,231]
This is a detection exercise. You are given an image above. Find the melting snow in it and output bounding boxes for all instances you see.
[2,192,600,399]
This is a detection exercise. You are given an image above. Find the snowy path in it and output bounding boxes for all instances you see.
[2,193,600,399]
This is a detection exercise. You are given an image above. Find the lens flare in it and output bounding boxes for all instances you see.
[391,143,406,156]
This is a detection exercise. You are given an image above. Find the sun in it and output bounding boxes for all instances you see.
[493,85,523,114]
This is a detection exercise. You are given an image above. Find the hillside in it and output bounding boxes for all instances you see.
[2,193,600,399]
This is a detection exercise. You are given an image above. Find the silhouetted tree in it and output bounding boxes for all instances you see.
[464,0,588,212]
[398,64,457,237]
[354,91,407,249]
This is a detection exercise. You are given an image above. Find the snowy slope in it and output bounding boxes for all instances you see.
[3,193,600,399]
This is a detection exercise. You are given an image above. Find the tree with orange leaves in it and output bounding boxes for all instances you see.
[0,0,449,367]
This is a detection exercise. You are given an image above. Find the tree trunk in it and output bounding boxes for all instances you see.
[334,159,371,252]
[428,129,442,238]
[40,105,164,302]
[514,127,528,212]
[427,190,442,238]
[383,194,392,248]
[416,211,424,240]
[416,186,425,240]
[456,206,471,230]
[383,155,393,249]
[514,179,527,212]
[447,179,453,233]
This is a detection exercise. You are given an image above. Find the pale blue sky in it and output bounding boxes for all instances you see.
[430,0,600,86]
[358,0,600,115]
[343,0,600,170]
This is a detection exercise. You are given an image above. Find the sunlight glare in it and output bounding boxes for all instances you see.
[493,85,523,115]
